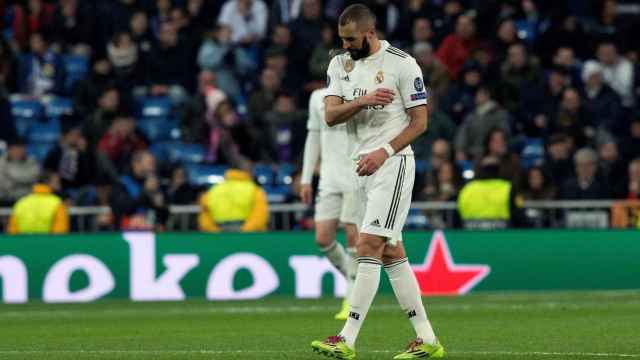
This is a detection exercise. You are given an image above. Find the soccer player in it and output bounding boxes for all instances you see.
[300,84,359,320]
[310,4,445,359]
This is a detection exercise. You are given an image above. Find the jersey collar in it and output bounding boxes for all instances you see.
[363,40,389,62]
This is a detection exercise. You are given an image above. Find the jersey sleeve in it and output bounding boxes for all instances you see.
[398,58,428,109]
[307,90,323,130]
[325,56,344,99]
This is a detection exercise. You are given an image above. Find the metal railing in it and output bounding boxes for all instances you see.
[1,200,638,232]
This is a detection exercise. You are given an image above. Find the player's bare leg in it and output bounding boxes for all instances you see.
[383,242,445,358]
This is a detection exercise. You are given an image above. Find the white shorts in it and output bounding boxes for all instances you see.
[356,155,415,246]
[314,188,358,224]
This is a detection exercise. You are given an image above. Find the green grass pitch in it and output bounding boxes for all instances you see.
[1,290,639,359]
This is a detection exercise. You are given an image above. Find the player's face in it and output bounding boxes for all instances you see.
[339,22,371,60]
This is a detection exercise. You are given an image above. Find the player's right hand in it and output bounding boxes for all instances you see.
[300,184,313,205]
[358,88,394,107]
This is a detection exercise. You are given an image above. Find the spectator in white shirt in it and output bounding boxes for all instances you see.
[591,41,634,108]
[217,0,268,45]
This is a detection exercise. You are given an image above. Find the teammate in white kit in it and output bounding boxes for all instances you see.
[300,86,358,320]
[311,4,445,359]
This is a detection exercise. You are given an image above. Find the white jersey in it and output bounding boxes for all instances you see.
[307,87,354,192]
[325,40,428,159]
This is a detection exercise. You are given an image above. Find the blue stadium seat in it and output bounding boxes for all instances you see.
[275,163,295,185]
[27,142,53,162]
[457,159,475,180]
[404,209,430,229]
[521,138,545,169]
[27,121,60,144]
[45,97,73,120]
[11,99,44,137]
[264,185,290,203]
[136,96,172,118]
[183,163,228,186]
[415,159,430,174]
[136,118,174,142]
[166,142,206,164]
[253,163,274,186]
[63,55,89,92]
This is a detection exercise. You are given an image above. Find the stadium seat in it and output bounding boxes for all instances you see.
[11,99,44,137]
[415,159,430,174]
[63,55,89,92]
[27,121,60,144]
[27,142,53,162]
[275,163,295,185]
[136,96,172,118]
[264,185,290,203]
[520,138,545,169]
[457,159,475,180]
[253,163,274,186]
[183,163,228,187]
[404,209,429,229]
[136,118,175,142]
[44,97,73,120]
[166,142,206,164]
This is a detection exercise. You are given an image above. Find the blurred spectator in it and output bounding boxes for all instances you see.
[0,138,40,206]
[43,117,97,201]
[130,10,153,56]
[198,167,269,232]
[413,42,449,100]
[440,60,483,124]
[598,139,626,194]
[0,95,16,144]
[412,17,435,45]
[498,43,543,114]
[551,87,594,148]
[167,166,198,205]
[493,19,518,64]
[98,115,148,171]
[309,22,337,82]
[436,14,478,79]
[181,70,227,144]
[217,0,268,45]
[11,0,55,50]
[107,32,142,91]
[581,61,623,134]
[420,159,461,202]
[482,128,520,182]
[74,58,114,118]
[543,133,575,188]
[264,92,307,163]
[205,99,263,167]
[150,0,173,39]
[0,38,18,93]
[552,46,581,86]
[521,166,556,201]
[454,86,510,162]
[247,67,282,129]
[618,158,640,200]
[263,46,298,92]
[84,86,121,147]
[110,151,169,231]
[269,0,303,29]
[18,32,66,97]
[411,100,455,159]
[620,116,640,162]
[142,22,191,103]
[50,0,94,55]
[458,156,524,229]
[520,66,571,137]
[197,24,256,101]
[537,15,590,62]
[7,170,68,234]
[559,147,610,200]
[289,0,324,61]
[593,41,634,108]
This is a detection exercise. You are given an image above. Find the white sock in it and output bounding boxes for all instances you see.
[385,258,437,345]
[339,257,382,348]
[321,241,348,277]
[345,247,357,300]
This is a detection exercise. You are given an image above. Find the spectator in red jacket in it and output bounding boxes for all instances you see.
[98,115,148,171]
[436,14,478,79]
[12,0,54,50]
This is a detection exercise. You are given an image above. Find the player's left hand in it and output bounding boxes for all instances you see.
[357,148,389,176]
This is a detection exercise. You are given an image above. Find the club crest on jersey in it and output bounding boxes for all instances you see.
[414,77,424,91]
[344,59,354,73]
[375,70,384,84]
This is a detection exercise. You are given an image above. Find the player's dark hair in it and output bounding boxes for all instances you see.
[339,4,376,30]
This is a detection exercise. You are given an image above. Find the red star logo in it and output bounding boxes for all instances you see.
[412,231,490,296]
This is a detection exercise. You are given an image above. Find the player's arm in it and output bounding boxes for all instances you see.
[388,105,428,153]
[324,90,394,127]
[301,92,323,204]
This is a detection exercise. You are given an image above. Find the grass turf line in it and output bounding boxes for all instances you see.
[0,290,639,359]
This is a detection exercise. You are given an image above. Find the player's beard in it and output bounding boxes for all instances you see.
[348,36,371,61]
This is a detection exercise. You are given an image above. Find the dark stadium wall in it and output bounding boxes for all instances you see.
[0,230,638,303]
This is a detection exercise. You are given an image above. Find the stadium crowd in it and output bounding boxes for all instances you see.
[0,0,640,231]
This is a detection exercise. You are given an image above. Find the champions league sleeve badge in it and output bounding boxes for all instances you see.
[414,77,424,91]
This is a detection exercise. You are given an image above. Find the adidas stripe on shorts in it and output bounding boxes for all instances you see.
[356,155,415,245]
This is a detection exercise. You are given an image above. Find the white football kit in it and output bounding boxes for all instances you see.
[325,41,428,244]
[303,88,358,223]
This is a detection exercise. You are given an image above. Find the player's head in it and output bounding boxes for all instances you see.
[338,4,377,60]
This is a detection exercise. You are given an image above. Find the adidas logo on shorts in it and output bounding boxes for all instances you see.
[370,219,381,227]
